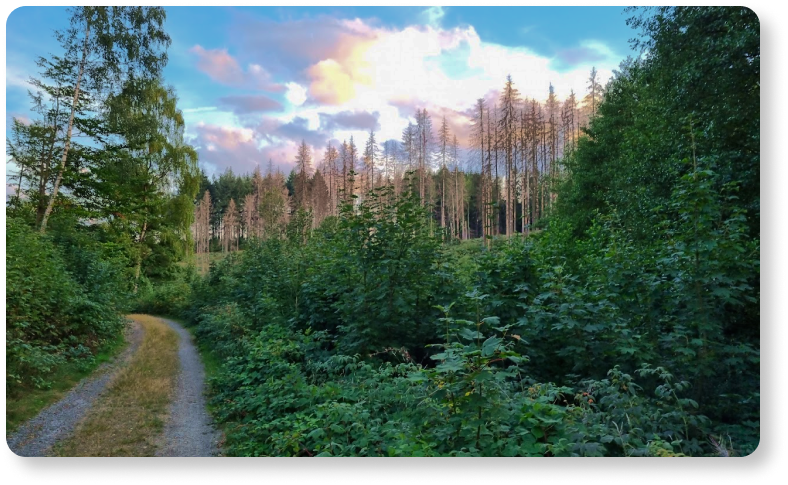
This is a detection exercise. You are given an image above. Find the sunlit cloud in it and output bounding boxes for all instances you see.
[190,45,285,92]
[187,13,621,176]
[285,82,308,106]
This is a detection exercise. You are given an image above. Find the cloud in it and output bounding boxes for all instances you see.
[520,25,536,35]
[229,15,378,79]
[218,95,283,114]
[190,122,298,176]
[307,59,358,105]
[6,183,26,201]
[8,113,32,125]
[422,6,446,28]
[319,110,380,132]
[555,47,606,66]
[182,106,218,114]
[189,45,285,92]
[273,117,329,148]
[226,13,618,118]
[285,82,308,106]
[193,13,620,161]
[5,65,33,91]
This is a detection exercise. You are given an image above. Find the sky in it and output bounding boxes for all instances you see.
[5,6,637,178]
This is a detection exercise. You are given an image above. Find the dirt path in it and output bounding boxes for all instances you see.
[7,320,145,457]
[155,318,221,457]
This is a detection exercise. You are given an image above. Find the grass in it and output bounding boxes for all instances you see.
[54,315,180,457]
[5,332,128,435]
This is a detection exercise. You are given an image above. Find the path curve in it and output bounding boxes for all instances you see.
[7,320,145,457]
[155,318,221,457]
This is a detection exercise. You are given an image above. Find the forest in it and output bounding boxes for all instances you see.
[6,6,759,457]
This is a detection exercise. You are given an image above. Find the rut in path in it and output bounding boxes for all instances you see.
[155,318,221,457]
[7,321,145,457]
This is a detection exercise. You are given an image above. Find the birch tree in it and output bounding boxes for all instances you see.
[39,6,171,233]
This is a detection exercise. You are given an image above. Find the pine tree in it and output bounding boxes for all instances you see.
[363,129,379,193]
[499,75,520,237]
[438,115,450,229]
[322,142,339,216]
[222,198,238,252]
[295,139,312,210]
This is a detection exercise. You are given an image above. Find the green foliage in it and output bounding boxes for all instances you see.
[6,217,127,391]
[134,266,198,317]
[180,6,758,457]
[184,162,758,456]
[299,186,451,357]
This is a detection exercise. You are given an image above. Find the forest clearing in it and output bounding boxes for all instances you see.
[6,6,759,458]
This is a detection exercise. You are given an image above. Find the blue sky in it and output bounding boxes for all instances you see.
[6,6,637,177]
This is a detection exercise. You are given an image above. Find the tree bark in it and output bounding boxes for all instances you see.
[40,17,90,234]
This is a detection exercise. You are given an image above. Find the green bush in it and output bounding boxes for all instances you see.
[6,218,126,391]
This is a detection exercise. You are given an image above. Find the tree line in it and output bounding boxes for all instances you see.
[195,67,603,254]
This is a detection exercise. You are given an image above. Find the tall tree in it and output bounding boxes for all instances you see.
[498,75,520,236]
[340,140,350,202]
[401,122,416,195]
[347,136,358,199]
[363,129,379,193]
[222,198,238,252]
[96,78,199,290]
[38,6,171,233]
[470,98,489,244]
[294,139,312,210]
[322,142,339,215]
[585,66,603,122]
[438,115,450,229]
[546,83,559,207]
[415,109,433,204]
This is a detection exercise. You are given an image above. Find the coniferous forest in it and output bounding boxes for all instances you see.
[6,6,759,457]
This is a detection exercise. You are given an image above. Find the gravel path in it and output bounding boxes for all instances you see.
[155,318,221,457]
[7,320,145,457]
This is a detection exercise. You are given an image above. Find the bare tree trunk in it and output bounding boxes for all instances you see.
[40,18,90,234]
[133,219,148,294]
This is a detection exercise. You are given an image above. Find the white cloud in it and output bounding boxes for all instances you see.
[182,106,218,113]
[285,82,308,106]
[6,64,33,91]
[422,6,446,28]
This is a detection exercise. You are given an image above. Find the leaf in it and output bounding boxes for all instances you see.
[459,328,482,341]
[481,316,501,326]
[307,428,325,439]
[481,337,502,357]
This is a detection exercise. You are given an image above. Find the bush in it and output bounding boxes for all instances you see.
[6,218,126,391]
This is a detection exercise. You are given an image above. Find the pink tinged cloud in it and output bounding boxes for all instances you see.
[6,183,25,201]
[555,46,607,66]
[192,123,299,176]
[218,95,284,114]
[189,45,285,92]
[318,110,380,132]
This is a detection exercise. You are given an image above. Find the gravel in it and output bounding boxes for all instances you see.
[155,318,221,457]
[7,320,145,457]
